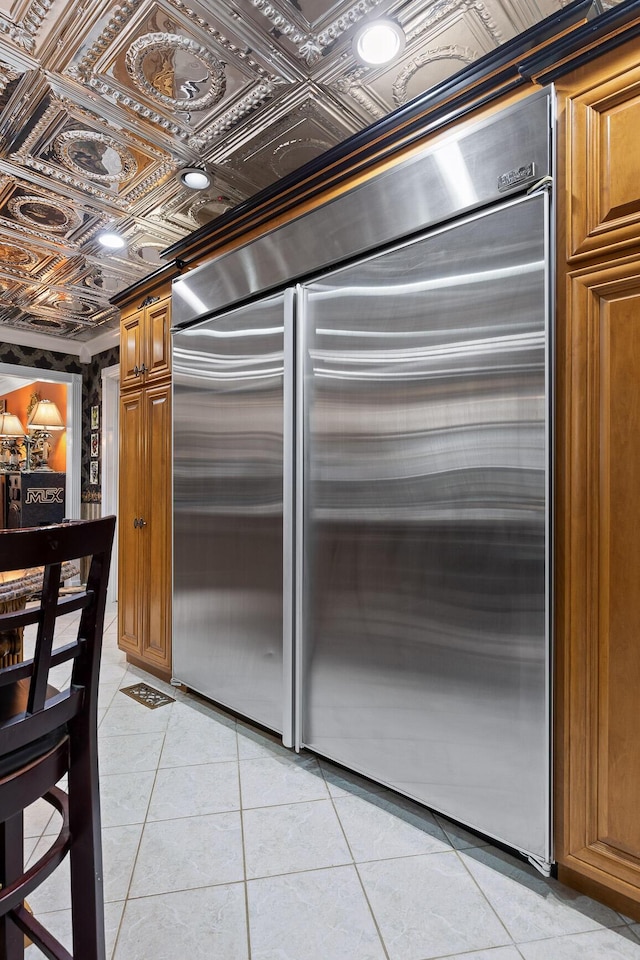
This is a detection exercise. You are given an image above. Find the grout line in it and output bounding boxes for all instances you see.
[107,709,169,959]
[235,726,253,960]
[451,845,525,949]
[318,761,392,960]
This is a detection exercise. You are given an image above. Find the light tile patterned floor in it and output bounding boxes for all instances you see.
[21,601,640,960]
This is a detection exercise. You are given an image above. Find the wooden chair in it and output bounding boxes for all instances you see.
[0,516,116,959]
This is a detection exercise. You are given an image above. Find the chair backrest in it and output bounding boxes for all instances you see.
[0,517,116,761]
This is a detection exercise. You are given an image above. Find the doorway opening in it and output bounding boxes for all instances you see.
[0,363,82,522]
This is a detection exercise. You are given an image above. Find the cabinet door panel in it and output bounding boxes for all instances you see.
[145,296,171,385]
[118,391,145,654]
[120,310,144,390]
[566,62,640,260]
[559,258,640,896]
[141,383,172,669]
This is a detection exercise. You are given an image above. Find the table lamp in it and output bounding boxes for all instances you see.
[0,412,27,470]
[27,399,65,471]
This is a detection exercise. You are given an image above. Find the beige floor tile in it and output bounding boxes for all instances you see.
[247,865,386,960]
[128,811,244,897]
[113,884,248,960]
[243,799,352,879]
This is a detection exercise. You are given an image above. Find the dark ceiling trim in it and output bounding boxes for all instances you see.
[110,262,182,308]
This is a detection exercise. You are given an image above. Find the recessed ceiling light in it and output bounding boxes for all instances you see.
[98,231,126,250]
[354,19,405,66]
[179,168,211,190]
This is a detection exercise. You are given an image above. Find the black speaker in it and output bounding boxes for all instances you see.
[6,472,66,528]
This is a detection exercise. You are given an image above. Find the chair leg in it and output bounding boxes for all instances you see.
[0,813,26,959]
[67,727,106,960]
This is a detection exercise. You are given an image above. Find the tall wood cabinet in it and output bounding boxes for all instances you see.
[555,38,640,919]
[118,290,172,679]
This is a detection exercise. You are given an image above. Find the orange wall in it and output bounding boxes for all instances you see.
[0,382,67,472]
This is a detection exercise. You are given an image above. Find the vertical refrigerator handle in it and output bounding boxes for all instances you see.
[293,284,307,753]
[282,286,296,748]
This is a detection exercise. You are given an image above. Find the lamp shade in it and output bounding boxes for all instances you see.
[0,412,26,437]
[28,399,65,430]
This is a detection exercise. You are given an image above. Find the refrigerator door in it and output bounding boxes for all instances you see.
[300,193,550,859]
[173,293,288,734]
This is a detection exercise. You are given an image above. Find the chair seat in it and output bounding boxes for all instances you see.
[0,680,66,780]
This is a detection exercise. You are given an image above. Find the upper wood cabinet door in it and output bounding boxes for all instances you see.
[120,309,144,390]
[144,295,172,386]
[564,59,640,261]
[557,255,640,912]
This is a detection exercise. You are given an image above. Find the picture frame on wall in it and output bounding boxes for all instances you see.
[0,399,5,414]
[90,432,99,458]
[90,460,99,485]
[91,405,99,430]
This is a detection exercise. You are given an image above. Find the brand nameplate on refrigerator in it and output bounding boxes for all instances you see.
[497,162,535,192]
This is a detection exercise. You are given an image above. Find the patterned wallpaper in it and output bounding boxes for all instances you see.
[82,346,119,498]
[0,342,119,501]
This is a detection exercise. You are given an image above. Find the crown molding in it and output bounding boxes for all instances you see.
[0,321,119,361]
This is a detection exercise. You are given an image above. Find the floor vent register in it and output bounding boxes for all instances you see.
[119,683,175,709]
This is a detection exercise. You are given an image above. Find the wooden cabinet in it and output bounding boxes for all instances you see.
[555,35,640,919]
[118,290,172,679]
[556,255,640,916]
[565,58,640,262]
[120,295,171,391]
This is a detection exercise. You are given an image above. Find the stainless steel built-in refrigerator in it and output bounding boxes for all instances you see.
[173,90,552,867]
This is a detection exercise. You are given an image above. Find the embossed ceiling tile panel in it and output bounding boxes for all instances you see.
[32,289,108,326]
[77,262,137,297]
[217,90,360,191]
[0,237,62,277]
[64,0,286,144]
[130,167,247,231]
[0,308,90,337]
[49,255,135,303]
[0,175,112,255]
[11,93,179,210]
[241,0,395,66]
[364,13,500,111]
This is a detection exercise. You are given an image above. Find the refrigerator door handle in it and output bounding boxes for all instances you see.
[294,283,307,753]
[282,286,296,749]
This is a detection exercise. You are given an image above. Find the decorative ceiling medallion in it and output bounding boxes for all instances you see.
[392,46,476,107]
[125,33,227,111]
[52,294,97,316]
[130,242,166,266]
[83,269,122,294]
[0,243,38,267]
[29,316,68,330]
[271,138,331,176]
[53,130,138,184]
[189,196,233,227]
[8,195,82,233]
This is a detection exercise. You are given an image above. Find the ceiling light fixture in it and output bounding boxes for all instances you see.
[178,168,211,190]
[353,19,406,66]
[97,230,126,251]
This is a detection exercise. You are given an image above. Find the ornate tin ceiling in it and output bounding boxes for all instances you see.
[0,0,619,344]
